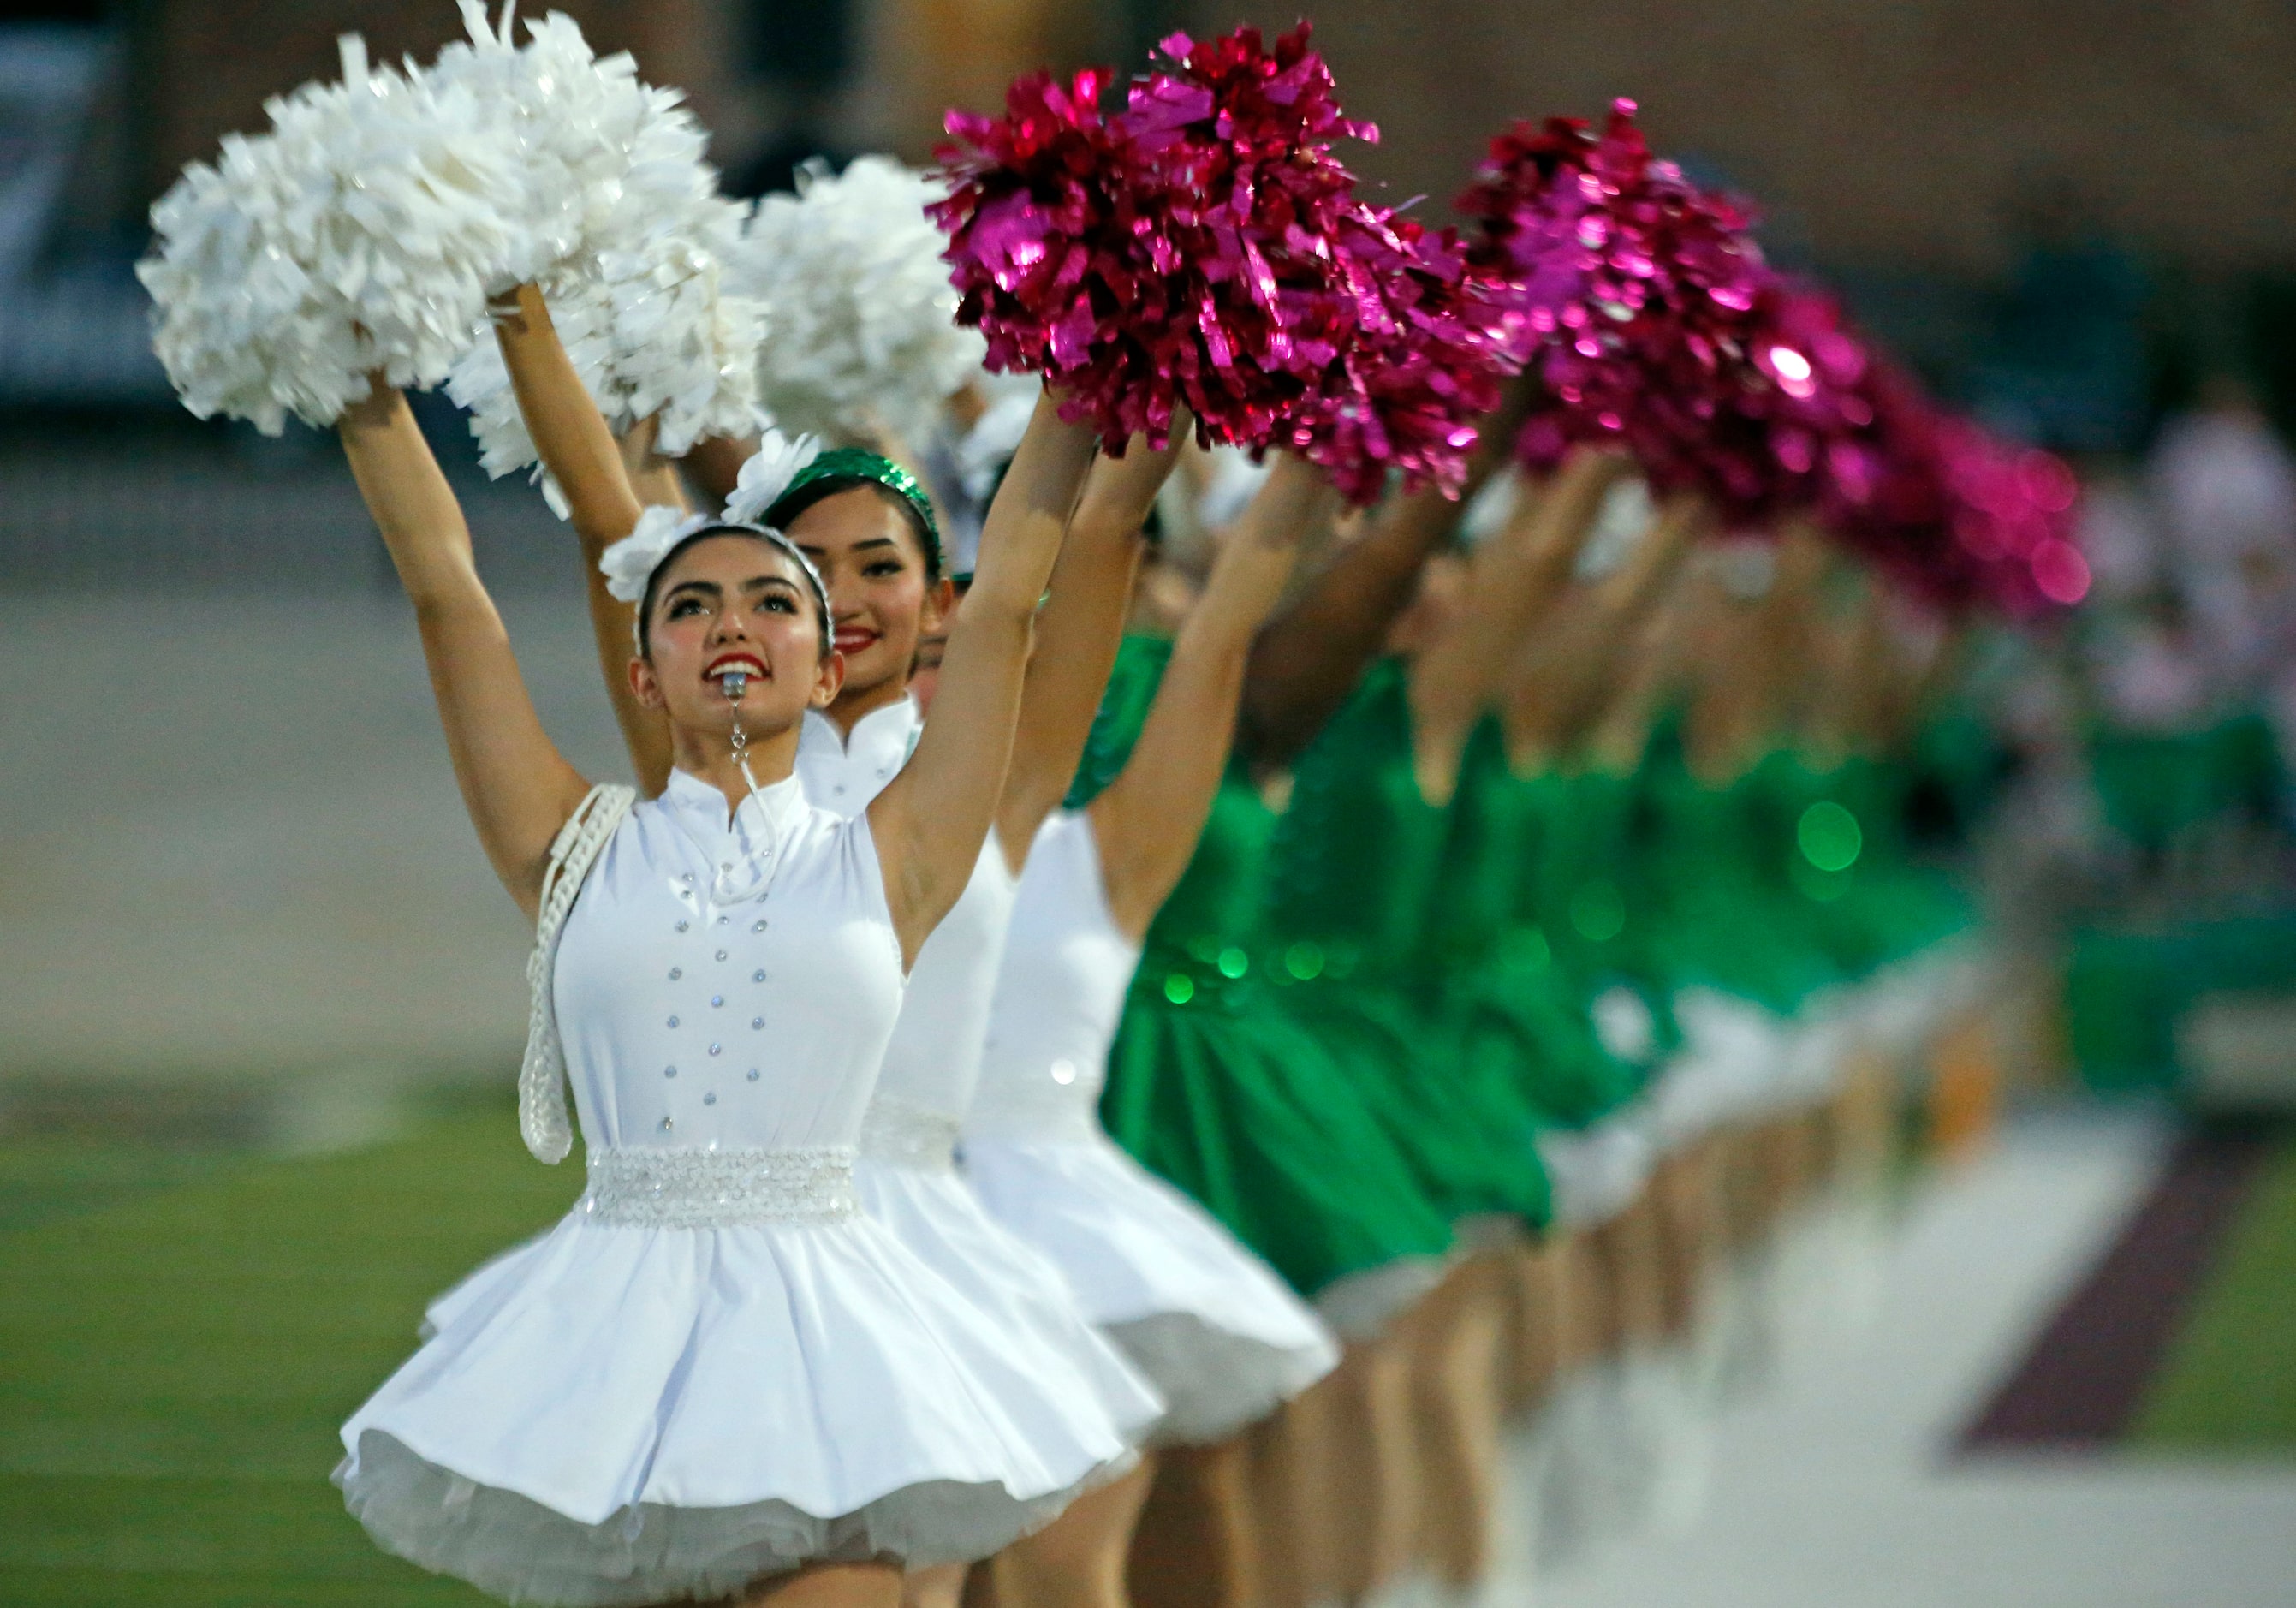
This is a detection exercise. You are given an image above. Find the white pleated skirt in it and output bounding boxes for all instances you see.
[338,1195,1151,1606]
[961,1131,1340,1444]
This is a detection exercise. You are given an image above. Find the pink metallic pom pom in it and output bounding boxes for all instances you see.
[1690,282,1877,527]
[1458,99,1772,504]
[1276,208,1517,503]
[1818,363,2085,616]
[931,25,1383,455]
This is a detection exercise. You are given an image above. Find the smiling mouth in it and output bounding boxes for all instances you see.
[705,653,768,683]
[832,628,878,654]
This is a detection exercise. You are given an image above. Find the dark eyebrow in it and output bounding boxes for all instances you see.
[661,578,722,604]
[740,574,805,595]
[794,538,902,557]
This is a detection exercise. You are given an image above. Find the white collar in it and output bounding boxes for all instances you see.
[662,766,813,905]
[662,765,810,841]
[800,698,922,804]
[803,696,919,758]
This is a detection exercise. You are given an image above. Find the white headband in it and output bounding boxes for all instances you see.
[596,427,825,604]
[601,507,833,657]
[598,423,836,650]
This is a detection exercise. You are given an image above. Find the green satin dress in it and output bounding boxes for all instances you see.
[1624,730,1844,1016]
[1764,749,1975,981]
[1504,762,1681,1064]
[1090,638,1454,1302]
[1258,660,1550,1229]
[1421,720,1640,1130]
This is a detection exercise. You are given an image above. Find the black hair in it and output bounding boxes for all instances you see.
[766,475,944,582]
[637,524,832,661]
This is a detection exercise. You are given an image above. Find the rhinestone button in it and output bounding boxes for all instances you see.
[747,1069,761,1081]
[659,1116,674,1131]
[668,1015,680,1028]
[711,995,725,1008]
[703,1093,717,1105]
[752,969,766,983]
[752,920,767,933]
[668,968,682,980]
[675,920,689,932]
[716,950,728,962]
[752,1017,764,1030]
[709,1043,722,1056]
[664,1065,677,1079]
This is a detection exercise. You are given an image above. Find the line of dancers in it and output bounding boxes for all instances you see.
[139,13,2062,1608]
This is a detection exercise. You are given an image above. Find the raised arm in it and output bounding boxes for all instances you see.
[338,384,590,920]
[491,286,678,793]
[1499,489,1704,771]
[1091,454,1337,938]
[1407,447,1629,803]
[683,432,760,509]
[871,391,1097,962]
[619,414,693,520]
[993,427,1187,872]
[1579,577,1695,774]
[1237,379,1531,766]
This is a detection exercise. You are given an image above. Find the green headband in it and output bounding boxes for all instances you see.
[767,449,943,577]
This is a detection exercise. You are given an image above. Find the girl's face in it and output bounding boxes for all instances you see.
[630,533,841,735]
[785,486,951,707]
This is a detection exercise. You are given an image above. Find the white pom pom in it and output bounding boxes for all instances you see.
[600,504,711,603]
[422,5,651,289]
[434,9,765,511]
[730,155,985,448]
[136,33,526,432]
[722,428,824,526]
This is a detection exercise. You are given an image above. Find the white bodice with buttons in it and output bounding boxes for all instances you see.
[551,768,907,1153]
[969,811,1137,1142]
[800,701,1018,1135]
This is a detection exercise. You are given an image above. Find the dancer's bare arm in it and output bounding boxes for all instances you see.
[682,433,760,509]
[995,426,1187,873]
[1091,455,1336,938]
[619,414,693,519]
[872,393,1097,963]
[491,286,678,793]
[1407,448,1629,803]
[1501,491,1703,771]
[1237,380,1530,766]
[339,384,589,920]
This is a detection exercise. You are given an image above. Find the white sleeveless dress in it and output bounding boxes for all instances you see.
[963,811,1339,1445]
[336,771,1148,1606]
[798,706,1163,1441]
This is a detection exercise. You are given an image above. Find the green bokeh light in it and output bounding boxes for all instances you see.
[1164,974,1195,1004]
[1569,880,1627,943]
[1798,801,1863,872]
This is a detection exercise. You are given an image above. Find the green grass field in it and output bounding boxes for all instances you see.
[2132,1138,2296,1456]
[0,1110,580,1606]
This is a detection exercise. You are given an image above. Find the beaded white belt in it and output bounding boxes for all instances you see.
[857,1093,962,1170]
[580,1146,860,1228]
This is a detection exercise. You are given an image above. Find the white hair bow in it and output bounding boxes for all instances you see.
[722,428,824,526]
[599,505,713,604]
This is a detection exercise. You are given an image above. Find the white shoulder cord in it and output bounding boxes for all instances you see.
[519,783,638,1164]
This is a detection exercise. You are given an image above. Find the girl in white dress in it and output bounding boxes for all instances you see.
[330,290,1136,1606]
[492,293,1181,1608]
[962,454,1344,1607]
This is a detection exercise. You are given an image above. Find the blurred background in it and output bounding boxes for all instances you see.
[3,2,2295,1605]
